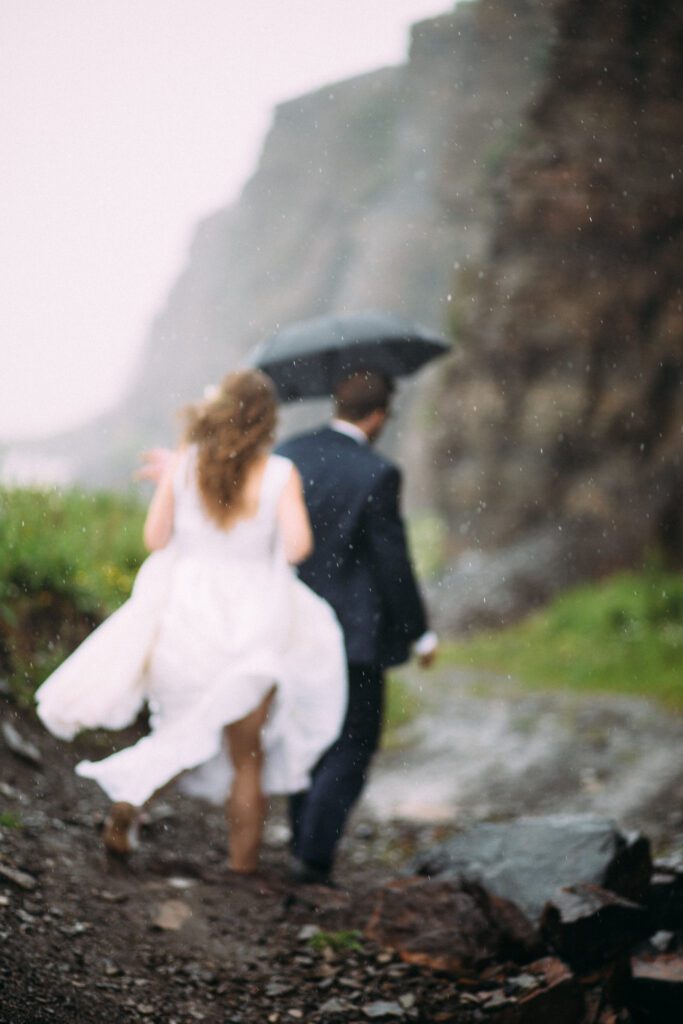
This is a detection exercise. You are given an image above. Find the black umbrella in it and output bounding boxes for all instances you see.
[248,310,450,402]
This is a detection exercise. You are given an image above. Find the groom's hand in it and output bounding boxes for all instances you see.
[135,447,174,483]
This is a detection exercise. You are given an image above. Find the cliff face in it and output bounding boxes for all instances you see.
[31,0,554,485]
[133,0,555,403]
[425,0,682,628]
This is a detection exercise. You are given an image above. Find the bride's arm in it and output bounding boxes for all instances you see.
[277,465,313,565]
[143,450,182,551]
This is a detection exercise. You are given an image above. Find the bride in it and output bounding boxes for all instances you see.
[36,370,347,873]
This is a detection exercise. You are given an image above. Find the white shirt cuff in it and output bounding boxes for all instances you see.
[413,630,438,657]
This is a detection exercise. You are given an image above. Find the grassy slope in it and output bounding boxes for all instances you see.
[442,568,683,711]
[0,486,145,701]
[2,486,681,717]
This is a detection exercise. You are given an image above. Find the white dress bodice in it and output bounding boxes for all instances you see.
[172,447,289,565]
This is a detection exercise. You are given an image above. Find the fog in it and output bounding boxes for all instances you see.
[1,0,447,441]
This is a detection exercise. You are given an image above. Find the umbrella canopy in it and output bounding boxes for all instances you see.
[248,311,450,402]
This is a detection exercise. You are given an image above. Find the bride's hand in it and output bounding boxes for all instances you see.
[135,448,174,483]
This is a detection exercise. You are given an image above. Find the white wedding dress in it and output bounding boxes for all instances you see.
[36,450,347,807]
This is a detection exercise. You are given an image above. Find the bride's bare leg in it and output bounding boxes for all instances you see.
[224,688,275,873]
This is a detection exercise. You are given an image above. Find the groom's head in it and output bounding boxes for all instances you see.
[333,371,394,442]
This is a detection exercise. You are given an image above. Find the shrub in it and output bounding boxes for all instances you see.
[0,486,145,704]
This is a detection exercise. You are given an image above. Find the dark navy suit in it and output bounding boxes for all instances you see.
[276,425,427,872]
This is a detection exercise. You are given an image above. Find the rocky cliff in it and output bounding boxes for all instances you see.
[425,0,682,629]
[21,0,554,486]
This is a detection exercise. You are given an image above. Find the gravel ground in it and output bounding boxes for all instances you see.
[0,701,470,1024]
[2,667,682,1023]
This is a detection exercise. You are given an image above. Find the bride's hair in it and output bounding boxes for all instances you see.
[183,369,277,525]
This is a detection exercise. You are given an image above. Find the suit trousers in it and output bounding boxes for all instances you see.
[289,663,384,871]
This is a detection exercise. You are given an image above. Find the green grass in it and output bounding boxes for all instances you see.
[308,930,364,955]
[407,513,448,580]
[443,568,683,711]
[0,811,22,829]
[0,485,146,703]
[384,672,422,740]
[0,486,145,612]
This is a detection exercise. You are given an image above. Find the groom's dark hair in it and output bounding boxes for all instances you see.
[333,371,394,423]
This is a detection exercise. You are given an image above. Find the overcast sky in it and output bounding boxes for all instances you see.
[1,0,452,442]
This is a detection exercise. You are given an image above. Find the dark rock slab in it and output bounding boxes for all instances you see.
[541,884,649,969]
[603,832,652,904]
[411,815,652,922]
[364,877,541,977]
[630,951,683,1023]
[490,958,585,1024]
[646,861,683,931]
[578,957,632,1019]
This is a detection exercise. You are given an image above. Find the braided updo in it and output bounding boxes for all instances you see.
[184,370,277,526]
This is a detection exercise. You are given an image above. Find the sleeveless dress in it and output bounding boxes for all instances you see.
[35,451,347,806]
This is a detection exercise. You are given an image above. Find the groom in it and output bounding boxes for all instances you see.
[277,370,437,885]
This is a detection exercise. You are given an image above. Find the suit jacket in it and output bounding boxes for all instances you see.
[276,426,427,668]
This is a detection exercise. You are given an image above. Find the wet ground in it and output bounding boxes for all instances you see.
[369,667,683,848]
[1,667,682,1022]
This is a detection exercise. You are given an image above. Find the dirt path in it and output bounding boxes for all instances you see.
[1,671,682,1022]
[0,701,444,1024]
[368,666,683,847]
